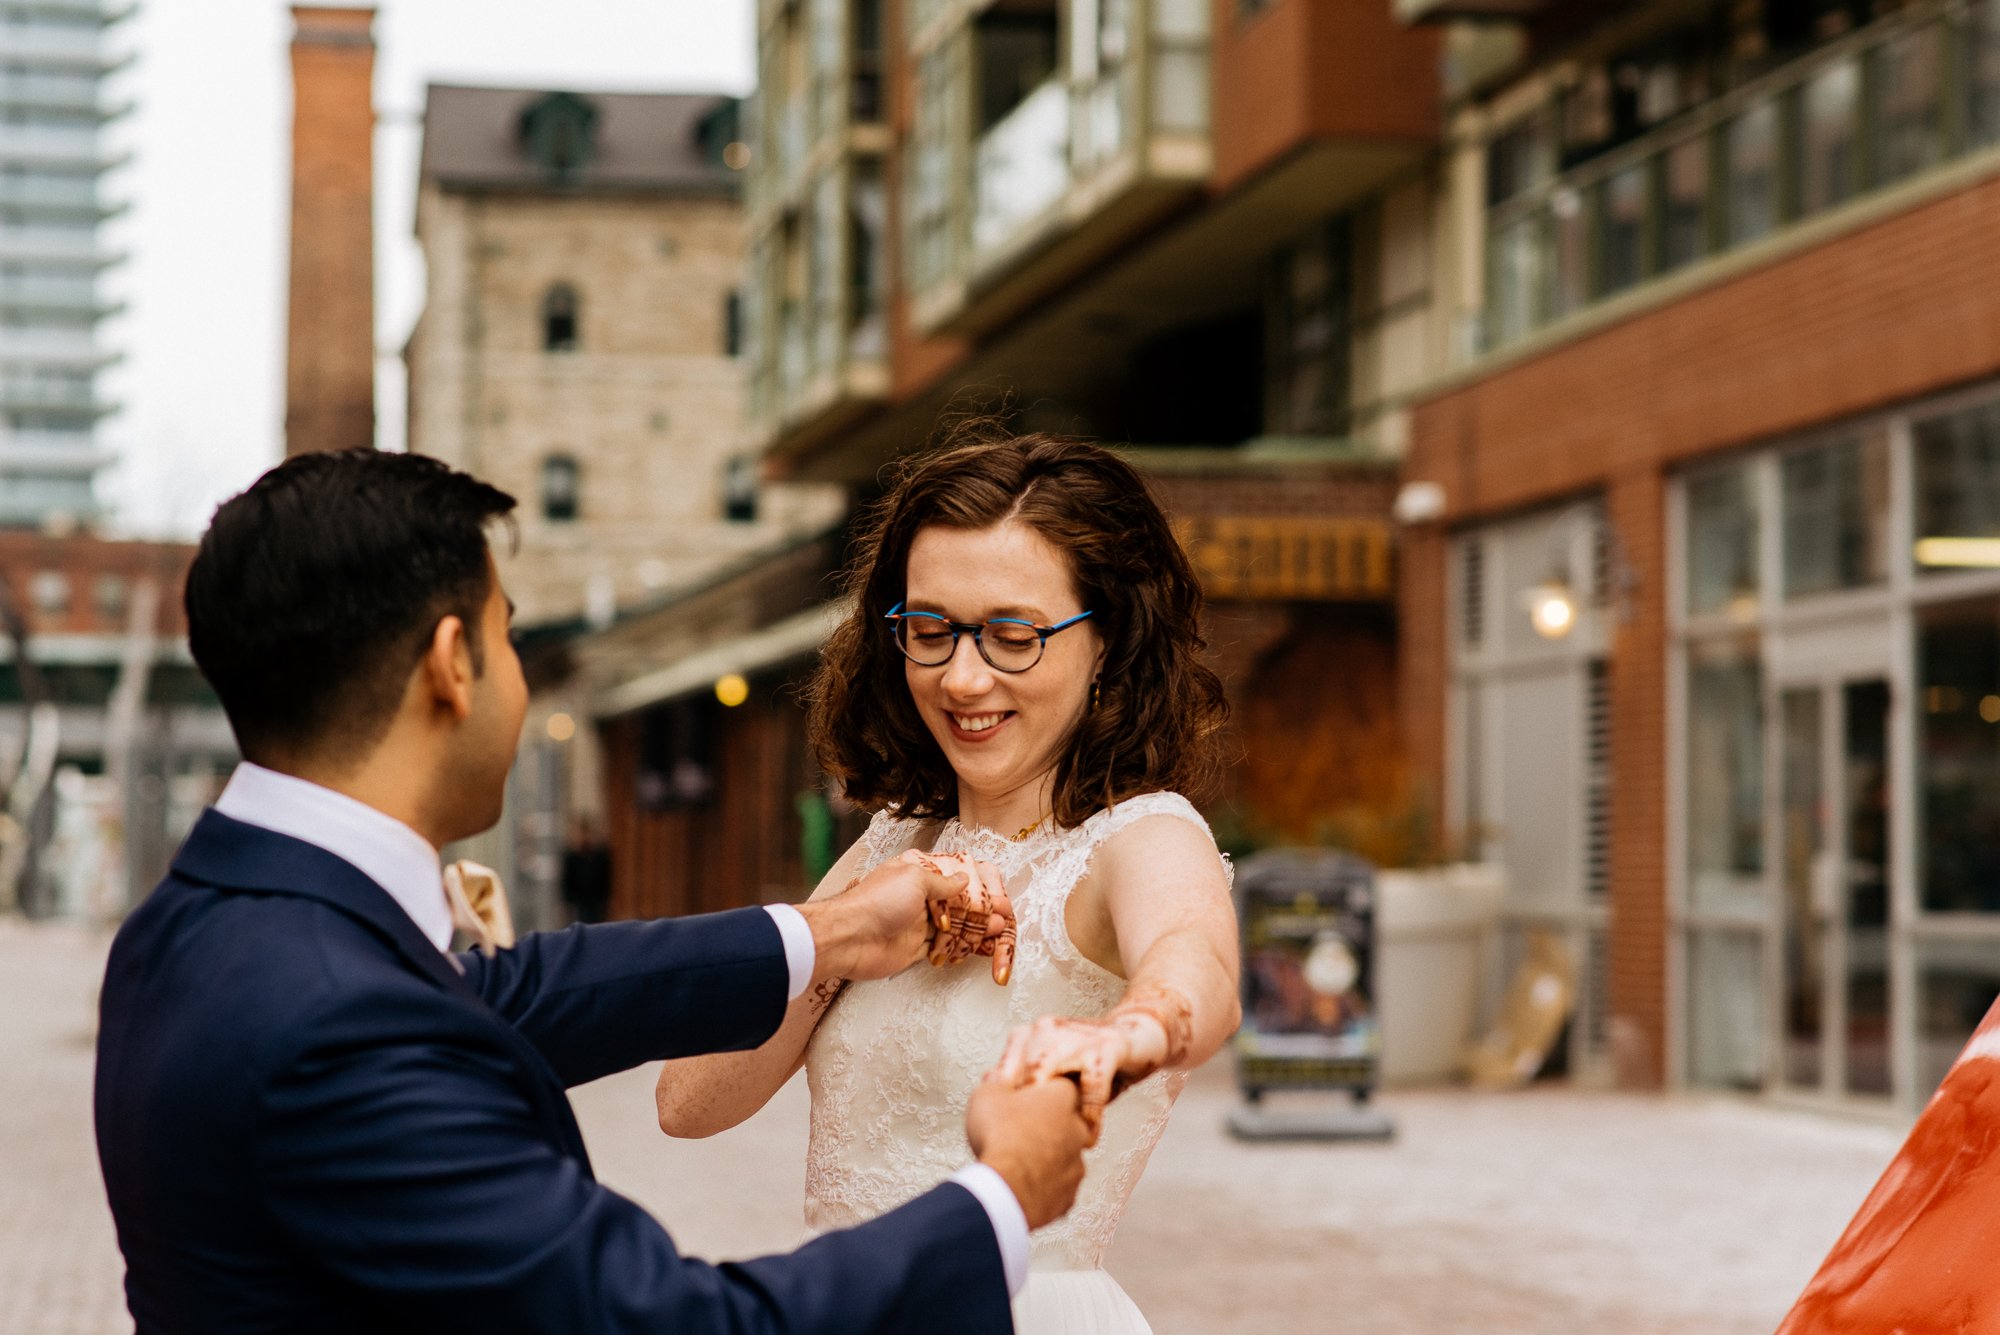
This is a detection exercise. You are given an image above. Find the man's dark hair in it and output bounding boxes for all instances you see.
[185,449,517,765]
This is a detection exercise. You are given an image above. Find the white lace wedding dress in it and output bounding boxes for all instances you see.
[804,792,1228,1334]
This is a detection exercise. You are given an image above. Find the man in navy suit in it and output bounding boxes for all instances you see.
[94,450,1091,1333]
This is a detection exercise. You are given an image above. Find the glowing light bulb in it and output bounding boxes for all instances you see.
[715,673,750,708]
[1527,582,1577,639]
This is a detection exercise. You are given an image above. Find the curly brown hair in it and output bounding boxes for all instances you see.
[805,427,1229,828]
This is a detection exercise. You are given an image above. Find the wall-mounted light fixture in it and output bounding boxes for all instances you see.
[1521,502,1633,641]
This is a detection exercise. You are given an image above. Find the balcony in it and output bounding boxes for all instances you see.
[0,432,115,474]
[1480,1,2000,355]
[0,123,124,172]
[0,273,120,318]
[0,329,117,371]
[906,0,1212,338]
[3,23,128,72]
[0,227,124,268]
[0,375,114,418]
[0,171,121,222]
[0,70,116,116]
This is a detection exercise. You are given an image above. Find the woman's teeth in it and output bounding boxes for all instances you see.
[954,712,1006,733]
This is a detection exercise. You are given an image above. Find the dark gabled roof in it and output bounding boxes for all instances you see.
[418,84,741,196]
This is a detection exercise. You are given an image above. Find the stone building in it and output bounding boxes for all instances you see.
[404,84,841,630]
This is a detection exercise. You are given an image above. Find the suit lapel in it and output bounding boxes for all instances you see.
[171,810,593,1171]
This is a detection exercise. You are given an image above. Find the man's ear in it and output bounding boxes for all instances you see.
[420,615,477,722]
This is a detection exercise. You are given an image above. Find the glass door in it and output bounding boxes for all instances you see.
[1777,677,1893,1102]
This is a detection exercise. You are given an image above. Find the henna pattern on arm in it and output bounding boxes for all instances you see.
[806,978,848,1018]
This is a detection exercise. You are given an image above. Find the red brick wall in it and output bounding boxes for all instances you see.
[0,534,193,638]
[1208,0,1440,193]
[1403,167,2000,1088]
[286,5,377,458]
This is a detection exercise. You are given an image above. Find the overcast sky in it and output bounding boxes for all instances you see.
[96,0,754,538]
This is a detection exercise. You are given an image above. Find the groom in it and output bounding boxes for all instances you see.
[93,449,1092,1333]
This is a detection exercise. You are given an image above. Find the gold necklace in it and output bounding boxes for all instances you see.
[1012,813,1049,841]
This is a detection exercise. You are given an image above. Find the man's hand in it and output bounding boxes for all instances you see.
[796,857,966,983]
[966,1073,1092,1230]
[990,1013,1164,1146]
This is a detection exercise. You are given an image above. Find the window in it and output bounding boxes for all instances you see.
[1267,218,1353,438]
[542,284,579,352]
[724,456,759,524]
[93,573,128,620]
[28,570,68,616]
[1917,596,2000,913]
[1915,396,2000,568]
[541,454,580,522]
[1780,431,1890,598]
[1686,463,1760,618]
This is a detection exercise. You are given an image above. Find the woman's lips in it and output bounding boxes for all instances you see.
[945,710,1015,744]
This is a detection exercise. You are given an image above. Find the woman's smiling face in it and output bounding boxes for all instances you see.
[902,519,1102,816]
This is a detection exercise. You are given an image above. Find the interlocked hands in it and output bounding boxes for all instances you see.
[991,984,1197,1145]
[900,849,1017,986]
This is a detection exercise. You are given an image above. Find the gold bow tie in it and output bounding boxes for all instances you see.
[444,859,516,956]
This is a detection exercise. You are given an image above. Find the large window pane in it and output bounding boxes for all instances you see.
[1871,23,1944,188]
[1486,212,1542,346]
[1598,164,1647,297]
[1687,641,1764,914]
[1797,58,1859,217]
[1726,100,1780,246]
[1972,0,2000,147]
[1687,462,1760,618]
[1687,929,1765,1091]
[1918,944,2000,1098]
[1918,596,2000,913]
[1781,432,1890,598]
[1547,189,1589,320]
[1915,396,2000,571]
[1660,136,1709,272]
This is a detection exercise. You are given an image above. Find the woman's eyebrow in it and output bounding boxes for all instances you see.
[902,598,1047,621]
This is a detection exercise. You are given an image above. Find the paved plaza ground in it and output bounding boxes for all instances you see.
[5,917,1904,1333]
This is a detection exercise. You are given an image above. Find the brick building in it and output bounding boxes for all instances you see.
[1399,0,2000,1107]
[0,533,231,919]
[570,0,1450,919]
[404,84,841,629]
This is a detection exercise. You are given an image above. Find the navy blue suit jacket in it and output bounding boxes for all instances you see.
[94,810,1013,1333]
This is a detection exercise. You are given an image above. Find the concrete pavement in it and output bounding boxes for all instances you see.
[6,917,1900,1333]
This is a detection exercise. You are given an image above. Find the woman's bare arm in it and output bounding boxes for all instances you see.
[654,836,876,1139]
[999,814,1240,1135]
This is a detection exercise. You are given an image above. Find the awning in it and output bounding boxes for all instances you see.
[591,601,849,719]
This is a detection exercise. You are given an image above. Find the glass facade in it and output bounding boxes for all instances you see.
[1679,381,2000,1112]
[0,0,126,528]
[1480,2,2000,355]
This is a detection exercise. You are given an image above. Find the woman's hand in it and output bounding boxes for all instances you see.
[903,850,1016,985]
[991,986,1190,1144]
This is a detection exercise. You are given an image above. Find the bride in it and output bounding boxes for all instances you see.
[656,428,1240,1333]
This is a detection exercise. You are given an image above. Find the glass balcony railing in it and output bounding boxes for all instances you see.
[0,71,106,114]
[973,79,1071,256]
[0,173,109,216]
[0,376,109,414]
[0,273,107,313]
[1483,0,2000,353]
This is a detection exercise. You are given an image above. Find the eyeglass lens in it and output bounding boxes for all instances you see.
[894,615,1044,671]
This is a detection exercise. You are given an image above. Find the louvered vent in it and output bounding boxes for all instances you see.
[1584,658,1611,903]
[1461,537,1485,647]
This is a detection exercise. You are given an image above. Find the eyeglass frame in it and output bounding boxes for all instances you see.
[884,601,1095,674]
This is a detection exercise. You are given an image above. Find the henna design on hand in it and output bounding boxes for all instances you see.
[913,851,1017,985]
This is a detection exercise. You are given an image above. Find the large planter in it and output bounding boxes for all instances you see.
[1373,863,1505,1084]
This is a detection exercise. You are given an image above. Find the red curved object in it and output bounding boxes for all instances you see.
[1779,995,2000,1332]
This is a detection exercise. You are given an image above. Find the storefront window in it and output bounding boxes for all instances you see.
[1914,396,2000,570]
[1917,596,2000,913]
[1687,929,1765,1090]
[1686,641,1764,914]
[1919,947,2000,1097]
[1781,432,1890,598]
[1686,462,1760,618]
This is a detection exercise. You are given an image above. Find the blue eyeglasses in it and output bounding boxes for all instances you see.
[885,602,1095,673]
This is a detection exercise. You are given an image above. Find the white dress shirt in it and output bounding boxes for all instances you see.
[209,762,1031,1296]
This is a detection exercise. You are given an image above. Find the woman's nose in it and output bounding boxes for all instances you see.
[941,632,993,696]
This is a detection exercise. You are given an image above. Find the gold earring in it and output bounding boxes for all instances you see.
[1092,677,1102,709]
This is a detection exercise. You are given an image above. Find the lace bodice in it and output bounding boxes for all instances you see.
[803,791,1228,1270]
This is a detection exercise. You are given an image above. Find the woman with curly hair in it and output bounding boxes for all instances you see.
[656,428,1241,1334]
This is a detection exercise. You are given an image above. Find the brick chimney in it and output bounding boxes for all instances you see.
[285,5,376,457]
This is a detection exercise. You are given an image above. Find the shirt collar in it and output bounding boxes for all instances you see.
[212,762,453,952]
